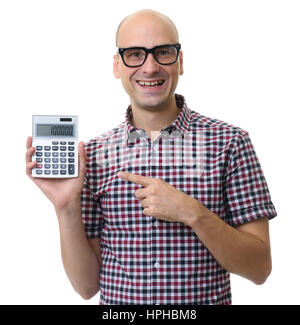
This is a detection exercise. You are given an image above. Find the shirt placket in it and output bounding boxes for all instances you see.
[148,135,161,305]
[134,129,155,304]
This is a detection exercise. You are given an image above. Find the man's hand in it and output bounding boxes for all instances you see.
[117,171,205,225]
[25,136,86,212]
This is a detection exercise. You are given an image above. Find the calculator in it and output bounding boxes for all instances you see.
[32,115,78,178]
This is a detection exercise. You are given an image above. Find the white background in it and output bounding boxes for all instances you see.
[0,0,299,305]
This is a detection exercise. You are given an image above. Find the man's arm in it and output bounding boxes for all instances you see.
[56,200,102,299]
[26,136,101,299]
[188,209,271,284]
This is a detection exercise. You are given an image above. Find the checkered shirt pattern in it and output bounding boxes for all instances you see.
[81,94,277,305]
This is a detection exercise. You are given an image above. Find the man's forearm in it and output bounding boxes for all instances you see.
[56,200,101,299]
[188,204,272,285]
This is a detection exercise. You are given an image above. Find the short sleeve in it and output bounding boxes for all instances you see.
[80,174,104,239]
[224,131,277,226]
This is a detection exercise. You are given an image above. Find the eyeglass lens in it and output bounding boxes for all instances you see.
[123,45,178,67]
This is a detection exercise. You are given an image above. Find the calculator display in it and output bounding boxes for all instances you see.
[37,124,75,137]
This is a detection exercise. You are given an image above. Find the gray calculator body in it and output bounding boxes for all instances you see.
[32,115,78,178]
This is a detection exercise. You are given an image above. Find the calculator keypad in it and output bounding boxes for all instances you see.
[33,140,77,177]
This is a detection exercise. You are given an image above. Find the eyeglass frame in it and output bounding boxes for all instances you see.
[118,43,181,68]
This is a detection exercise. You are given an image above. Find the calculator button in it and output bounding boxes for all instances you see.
[33,139,77,177]
[68,164,75,175]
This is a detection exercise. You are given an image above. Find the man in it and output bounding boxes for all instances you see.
[25,9,277,304]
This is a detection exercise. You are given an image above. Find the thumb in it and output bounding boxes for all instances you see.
[78,141,86,177]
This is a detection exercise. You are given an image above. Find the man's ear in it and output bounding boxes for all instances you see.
[179,51,184,75]
[113,54,121,79]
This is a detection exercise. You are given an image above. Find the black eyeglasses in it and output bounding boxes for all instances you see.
[118,43,181,68]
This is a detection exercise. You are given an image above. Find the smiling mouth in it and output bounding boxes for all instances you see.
[136,80,165,87]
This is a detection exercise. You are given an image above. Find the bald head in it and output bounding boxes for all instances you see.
[115,9,179,47]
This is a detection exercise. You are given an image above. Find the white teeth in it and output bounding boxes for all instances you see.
[137,80,164,86]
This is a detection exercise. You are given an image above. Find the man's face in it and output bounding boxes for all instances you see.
[113,15,183,111]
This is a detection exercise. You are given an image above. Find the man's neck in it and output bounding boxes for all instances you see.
[130,95,181,140]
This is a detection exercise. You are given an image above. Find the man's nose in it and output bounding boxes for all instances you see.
[141,53,160,74]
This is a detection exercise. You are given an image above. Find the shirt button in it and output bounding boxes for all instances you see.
[154,221,159,227]
[154,261,160,268]
[153,144,159,151]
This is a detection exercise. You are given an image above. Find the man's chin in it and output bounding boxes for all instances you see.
[136,101,164,111]
[133,94,170,111]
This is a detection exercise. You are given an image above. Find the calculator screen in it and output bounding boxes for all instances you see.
[37,124,75,137]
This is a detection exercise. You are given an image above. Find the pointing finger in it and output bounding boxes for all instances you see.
[117,171,152,187]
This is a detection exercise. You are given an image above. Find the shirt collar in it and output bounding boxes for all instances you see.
[122,94,191,144]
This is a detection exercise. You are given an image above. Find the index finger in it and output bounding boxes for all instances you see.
[117,171,152,187]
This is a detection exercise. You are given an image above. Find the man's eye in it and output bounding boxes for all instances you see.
[158,50,169,56]
[125,51,142,58]
[130,52,141,57]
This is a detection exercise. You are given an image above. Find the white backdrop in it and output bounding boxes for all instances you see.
[0,0,299,305]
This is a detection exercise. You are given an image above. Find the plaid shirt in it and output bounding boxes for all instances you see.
[81,94,277,305]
